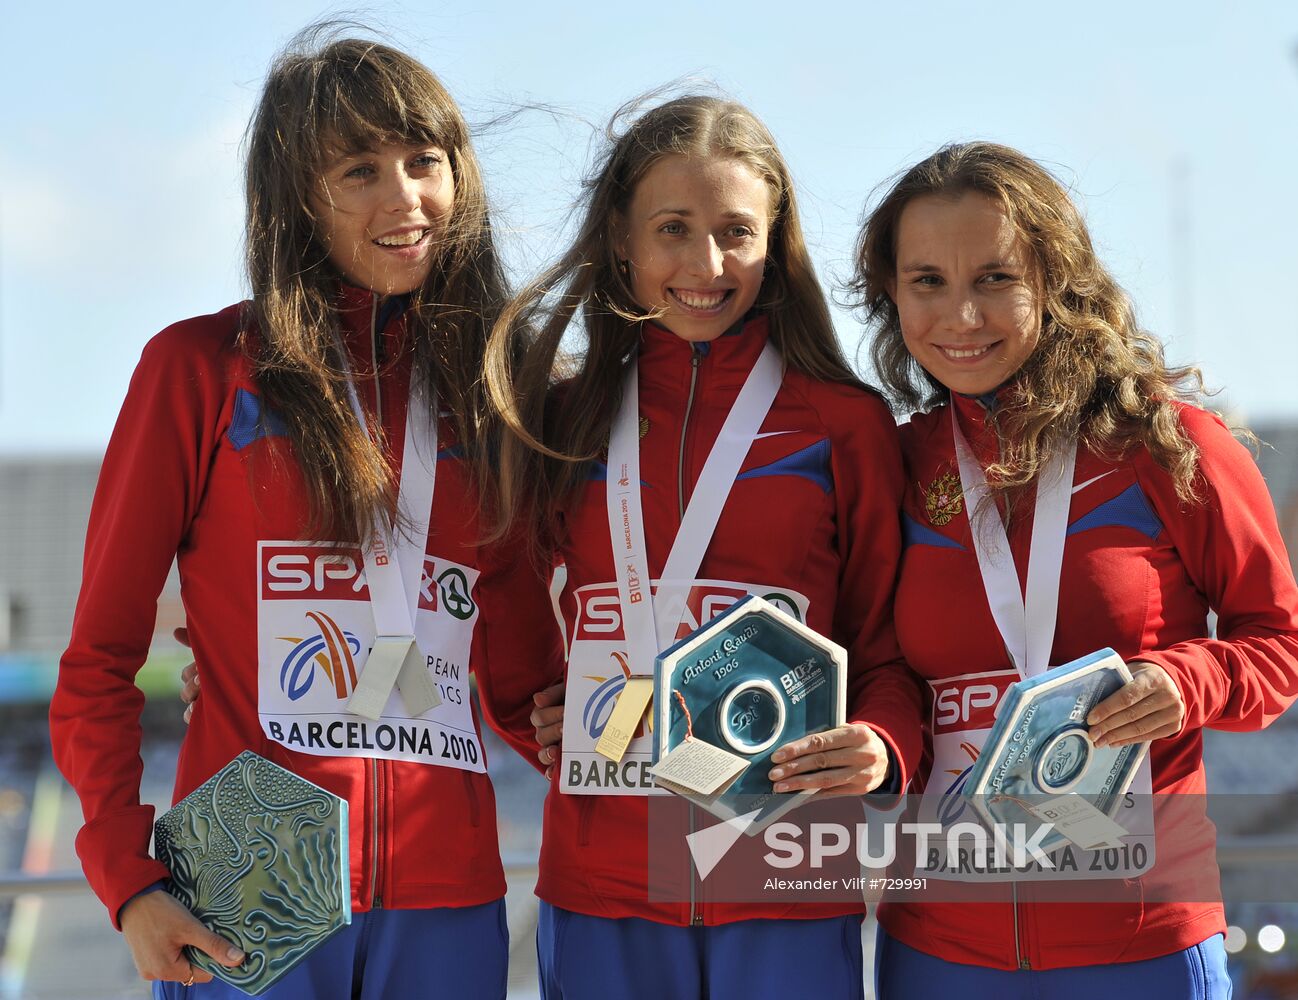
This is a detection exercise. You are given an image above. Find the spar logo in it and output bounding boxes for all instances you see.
[278,611,363,701]
[581,651,652,740]
[573,582,764,642]
[259,543,478,622]
[261,545,368,602]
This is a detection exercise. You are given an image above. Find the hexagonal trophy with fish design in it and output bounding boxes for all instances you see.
[153,751,351,995]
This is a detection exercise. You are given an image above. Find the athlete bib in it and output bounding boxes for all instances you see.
[256,540,485,771]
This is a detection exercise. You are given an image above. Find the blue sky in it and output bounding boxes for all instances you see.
[3,0,1296,452]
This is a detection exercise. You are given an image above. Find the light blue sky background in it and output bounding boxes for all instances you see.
[3,1,1296,453]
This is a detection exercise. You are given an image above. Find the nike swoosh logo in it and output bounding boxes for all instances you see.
[755,430,798,440]
[1072,470,1116,494]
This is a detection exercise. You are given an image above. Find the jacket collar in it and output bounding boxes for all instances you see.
[333,285,411,363]
[948,382,1018,457]
[950,372,1021,420]
[637,312,772,390]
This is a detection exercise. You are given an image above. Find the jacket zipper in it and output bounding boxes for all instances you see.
[1013,883,1028,968]
[370,761,383,907]
[678,350,703,515]
[680,347,704,926]
[368,295,385,909]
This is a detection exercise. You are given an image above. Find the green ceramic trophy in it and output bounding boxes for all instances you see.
[153,751,352,995]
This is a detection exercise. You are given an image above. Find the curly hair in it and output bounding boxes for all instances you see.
[850,141,1206,514]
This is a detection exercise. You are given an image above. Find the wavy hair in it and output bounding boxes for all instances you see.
[241,27,508,541]
[485,93,858,547]
[851,141,1205,513]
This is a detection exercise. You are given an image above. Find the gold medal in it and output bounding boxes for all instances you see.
[594,678,654,762]
[923,470,964,526]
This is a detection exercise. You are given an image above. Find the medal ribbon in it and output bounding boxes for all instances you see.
[337,346,442,718]
[607,339,784,675]
[949,401,1077,678]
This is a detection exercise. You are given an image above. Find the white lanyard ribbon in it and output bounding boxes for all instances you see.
[607,339,784,674]
[950,401,1076,678]
[337,349,442,719]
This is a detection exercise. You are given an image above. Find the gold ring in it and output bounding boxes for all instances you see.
[181,970,195,988]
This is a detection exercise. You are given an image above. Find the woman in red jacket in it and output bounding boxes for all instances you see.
[486,94,923,1000]
[853,141,1298,998]
[49,32,554,998]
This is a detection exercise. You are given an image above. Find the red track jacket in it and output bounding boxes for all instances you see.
[535,315,925,925]
[879,392,1298,968]
[50,288,556,927]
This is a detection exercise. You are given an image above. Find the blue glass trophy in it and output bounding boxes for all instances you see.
[651,595,846,829]
[963,648,1149,853]
[153,751,352,995]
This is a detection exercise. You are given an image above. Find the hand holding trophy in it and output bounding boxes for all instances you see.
[767,723,891,796]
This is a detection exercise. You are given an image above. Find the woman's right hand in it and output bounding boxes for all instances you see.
[530,682,565,778]
[175,627,199,724]
[120,890,245,986]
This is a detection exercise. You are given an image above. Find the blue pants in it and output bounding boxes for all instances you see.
[875,927,1231,1000]
[154,900,508,1000]
[537,901,864,1000]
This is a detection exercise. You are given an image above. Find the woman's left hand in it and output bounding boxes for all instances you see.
[174,627,199,725]
[767,723,890,797]
[1087,662,1186,747]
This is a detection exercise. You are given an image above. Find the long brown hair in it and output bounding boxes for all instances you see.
[851,141,1205,512]
[242,26,507,540]
[486,93,857,547]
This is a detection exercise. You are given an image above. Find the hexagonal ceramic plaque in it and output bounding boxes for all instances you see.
[154,751,351,995]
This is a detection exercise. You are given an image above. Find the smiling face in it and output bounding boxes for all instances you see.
[618,154,772,343]
[890,191,1042,396]
[310,141,455,297]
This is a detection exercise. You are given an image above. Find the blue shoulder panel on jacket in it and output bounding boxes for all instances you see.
[902,512,966,551]
[736,438,833,494]
[228,388,288,451]
[1066,483,1163,540]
